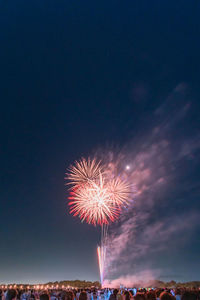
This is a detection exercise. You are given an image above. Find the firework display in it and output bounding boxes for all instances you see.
[66,157,132,285]
[67,158,131,225]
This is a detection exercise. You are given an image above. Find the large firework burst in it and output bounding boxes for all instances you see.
[68,174,120,225]
[67,157,132,225]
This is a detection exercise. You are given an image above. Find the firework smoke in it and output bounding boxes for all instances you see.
[99,84,200,285]
[66,83,200,286]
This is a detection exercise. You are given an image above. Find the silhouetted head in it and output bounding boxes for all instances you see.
[181,291,197,300]
[134,292,146,300]
[60,291,68,300]
[79,291,87,300]
[129,290,134,296]
[155,289,163,298]
[160,292,175,300]
[6,289,17,300]
[40,294,49,300]
[66,291,74,300]
[123,291,130,300]
[146,291,156,300]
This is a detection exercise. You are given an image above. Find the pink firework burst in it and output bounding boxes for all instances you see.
[68,175,120,225]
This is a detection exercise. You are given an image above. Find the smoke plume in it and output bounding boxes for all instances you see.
[100,84,200,286]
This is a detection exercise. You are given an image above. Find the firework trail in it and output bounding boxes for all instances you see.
[97,245,106,285]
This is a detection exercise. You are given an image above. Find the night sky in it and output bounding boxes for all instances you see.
[0,0,200,284]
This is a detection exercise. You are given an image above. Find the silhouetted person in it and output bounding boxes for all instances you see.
[155,289,163,300]
[79,291,87,300]
[40,294,50,300]
[182,291,197,300]
[134,293,146,300]
[0,290,3,300]
[124,291,130,300]
[146,291,156,300]
[109,289,118,300]
[159,292,175,300]
[6,290,17,300]
[66,291,74,300]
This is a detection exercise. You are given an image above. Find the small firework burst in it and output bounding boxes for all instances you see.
[107,177,131,207]
[66,157,103,188]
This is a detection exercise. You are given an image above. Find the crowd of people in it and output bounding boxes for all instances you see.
[0,287,200,300]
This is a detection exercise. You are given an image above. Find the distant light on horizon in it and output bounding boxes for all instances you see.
[126,165,130,170]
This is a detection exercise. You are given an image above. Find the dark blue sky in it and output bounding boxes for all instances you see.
[0,0,200,284]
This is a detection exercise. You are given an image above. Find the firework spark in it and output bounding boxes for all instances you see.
[66,158,103,188]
